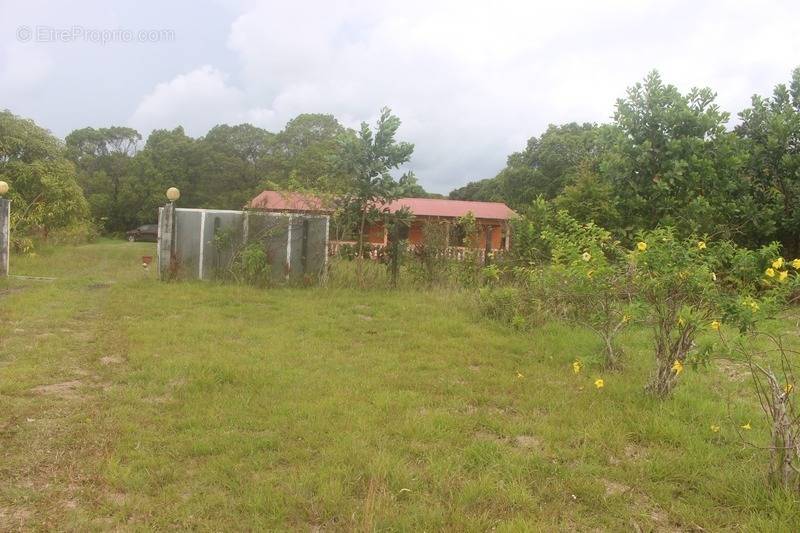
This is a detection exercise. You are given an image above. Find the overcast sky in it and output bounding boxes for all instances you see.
[1,0,799,193]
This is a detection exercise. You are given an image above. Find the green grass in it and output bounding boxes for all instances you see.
[1,241,799,530]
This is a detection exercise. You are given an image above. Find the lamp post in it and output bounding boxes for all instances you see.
[166,187,180,203]
[0,181,10,276]
[158,187,180,280]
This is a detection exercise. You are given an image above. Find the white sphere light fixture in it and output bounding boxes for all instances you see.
[0,181,8,196]
[166,187,180,202]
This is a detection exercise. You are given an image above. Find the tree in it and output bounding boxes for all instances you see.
[607,71,753,242]
[737,67,800,256]
[396,171,431,198]
[259,114,355,194]
[0,110,89,239]
[339,107,414,264]
[136,126,199,213]
[196,123,275,209]
[555,162,621,232]
[65,126,142,231]
[450,123,604,210]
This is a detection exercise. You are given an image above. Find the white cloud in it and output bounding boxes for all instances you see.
[129,65,249,135]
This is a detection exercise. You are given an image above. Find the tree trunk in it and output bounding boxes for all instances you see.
[356,209,367,287]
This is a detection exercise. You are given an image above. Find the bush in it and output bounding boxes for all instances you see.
[537,210,632,369]
[45,221,100,246]
[478,286,545,330]
[230,243,271,287]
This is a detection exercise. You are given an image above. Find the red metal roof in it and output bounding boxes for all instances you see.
[385,197,517,220]
[249,190,516,220]
[249,190,333,212]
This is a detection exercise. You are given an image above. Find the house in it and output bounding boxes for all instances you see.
[248,190,517,251]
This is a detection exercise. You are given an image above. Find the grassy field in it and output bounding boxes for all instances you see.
[1,241,799,530]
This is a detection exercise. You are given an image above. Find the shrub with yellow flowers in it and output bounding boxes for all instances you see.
[539,210,633,369]
[629,228,720,396]
[631,228,795,397]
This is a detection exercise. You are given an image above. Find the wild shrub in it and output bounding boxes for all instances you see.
[230,242,272,287]
[412,221,449,287]
[630,229,788,396]
[720,332,800,491]
[538,211,632,369]
[477,285,544,330]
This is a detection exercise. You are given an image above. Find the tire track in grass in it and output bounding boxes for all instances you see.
[0,278,127,530]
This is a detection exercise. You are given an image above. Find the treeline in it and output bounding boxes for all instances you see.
[0,111,433,240]
[3,68,800,253]
[450,68,800,255]
[66,114,434,233]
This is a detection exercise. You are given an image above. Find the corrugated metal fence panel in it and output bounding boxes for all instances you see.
[166,208,328,283]
[175,210,202,279]
[245,212,292,281]
[287,216,305,280]
[200,211,244,280]
[304,217,329,280]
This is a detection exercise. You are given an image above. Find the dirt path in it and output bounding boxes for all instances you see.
[0,280,124,530]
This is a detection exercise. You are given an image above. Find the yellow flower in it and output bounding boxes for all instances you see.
[785,383,794,395]
[594,378,605,389]
[710,424,720,433]
[677,317,685,327]
[749,301,760,312]
[710,320,721,331]
[741,422,752,431]
[772,257,785,269]
[697,241,707,250]
[711,272,717,281]
[587,269,594,278]
[516,372,524,379]
[622,314,630,323]
[792,258,800,269]
[779,270,788,282]
[671,360,684,375]
[765,268,775,278]
[636,241,647,252]
[572,360,582,374]
[582,251,592,262]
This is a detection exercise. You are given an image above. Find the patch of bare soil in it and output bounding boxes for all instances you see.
[474,430,505,444]
[100,355,123,365]
[30,380,84,399]
[624,443,647,461]
[0,286,26,298]
[601,478,631,497]
[598,477,685,531]
[513,435,542,449]
[716,359,750,382]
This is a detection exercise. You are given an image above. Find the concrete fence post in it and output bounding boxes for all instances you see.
[0,199,9,277]
[158,202,176,280]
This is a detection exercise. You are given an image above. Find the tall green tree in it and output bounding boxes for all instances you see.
[450,123,604,210]
[0,110,88,238]
[266,113,353,193]
[737,67,800,255]
[65,126,142,231]
[340,107,414,259]
[196,123,274,209]
[135,126,199,214]
[607,71,754,241]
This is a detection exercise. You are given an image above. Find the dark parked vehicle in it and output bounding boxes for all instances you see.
[126,224,158,242]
